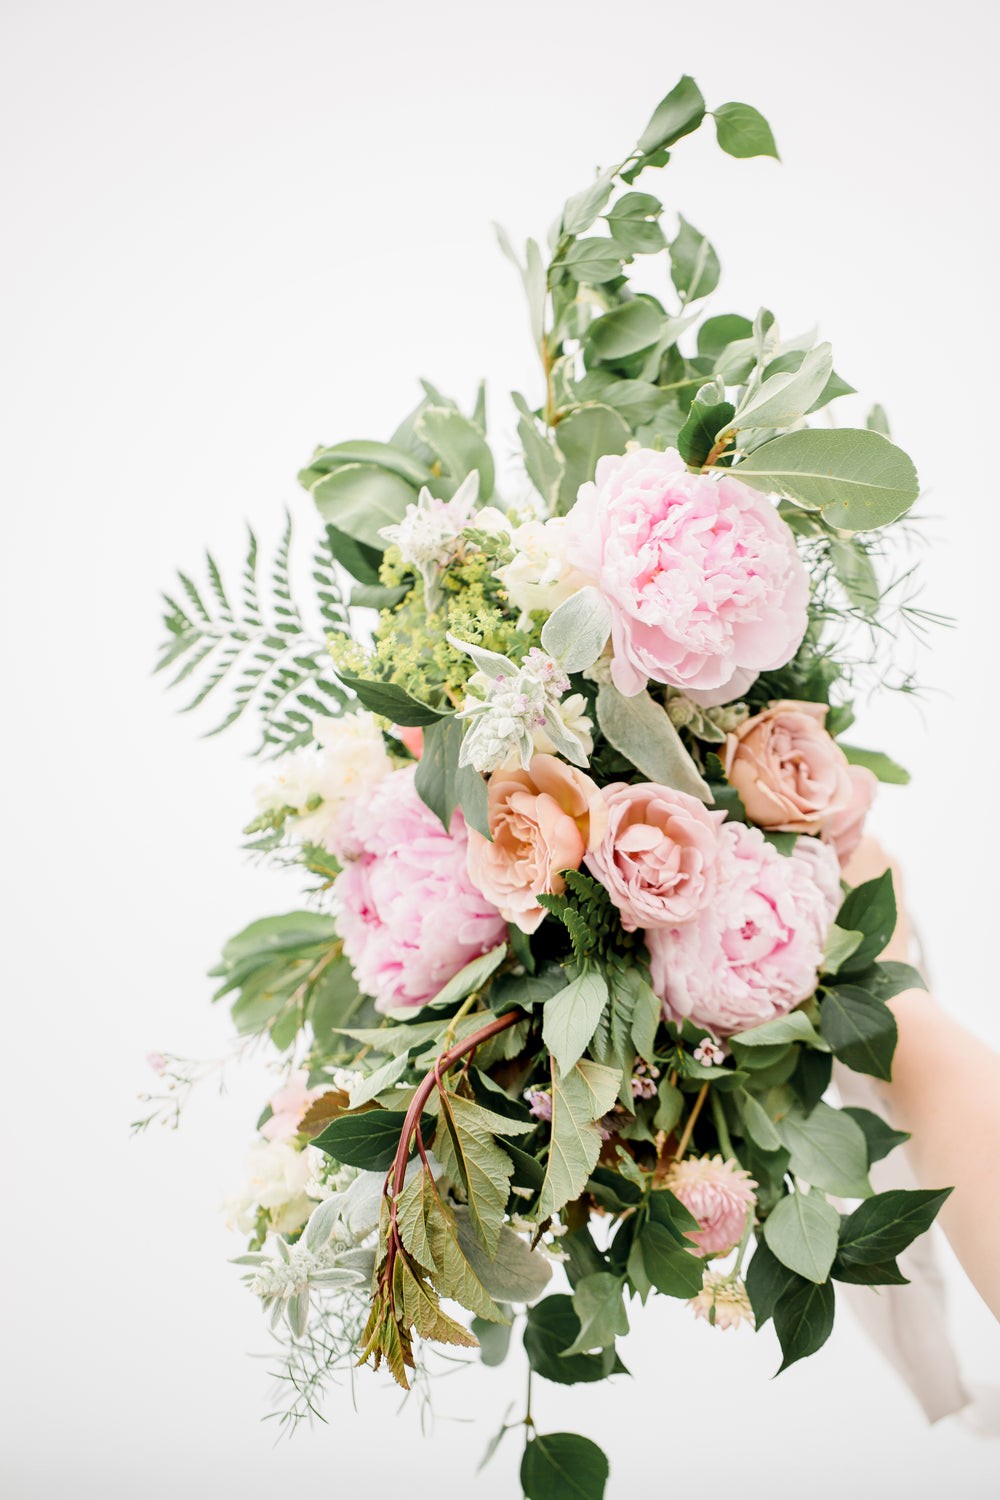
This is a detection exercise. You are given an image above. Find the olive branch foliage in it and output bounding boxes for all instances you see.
[156,514,351,756]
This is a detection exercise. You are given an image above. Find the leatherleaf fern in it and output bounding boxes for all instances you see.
[156,513,351,755]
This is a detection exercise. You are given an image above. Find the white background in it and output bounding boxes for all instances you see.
[2,1,999,1495]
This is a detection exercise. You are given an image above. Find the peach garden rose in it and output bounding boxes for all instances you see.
[466,753,608,934]
[723,698,854,833]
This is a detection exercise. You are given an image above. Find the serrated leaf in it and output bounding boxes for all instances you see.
[453,1207,552,1304]
[434,1092,519,1257]
[425,1194,506,1322]
[398,1255,481,1349]
[542,972,610,1076]
[395,1167,439,1268]
[763,1191,840,1283]
[537,1059,621,1221]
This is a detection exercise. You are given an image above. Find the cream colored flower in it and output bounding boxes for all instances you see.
[689,1271,755,1330]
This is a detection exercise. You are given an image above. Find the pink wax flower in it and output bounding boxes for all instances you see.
[466,754,607,934]
[822,763,878,865]
[647,824,841,1036]
[664,1155,758,1255]
[585,780,726,931]
[562,447,808,706]
[260,1069,328,1141]
[334,766,507,1012]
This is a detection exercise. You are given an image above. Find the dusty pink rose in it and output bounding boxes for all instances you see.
[823,763,878,865]
[647,823,841,1036]
[664,1155,758,1255]
[261,1069,328,1141]
[466,754,608,934]
[724,699,853,834]
[562,447,808,706]
[585,781,725,931]
[334,766,507,1012]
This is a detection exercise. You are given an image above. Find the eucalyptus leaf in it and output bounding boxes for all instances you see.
[416,407,495,499]
[560,165,618,237]
[637,75,706,154]
[713,102,780,160]
[733,343,833,431]
[311,464,416,551]
[732,428,919,531]
[555,404,630,509]
[585,298,664,359]
[669,215,720,303]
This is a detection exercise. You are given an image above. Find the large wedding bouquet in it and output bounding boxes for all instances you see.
[151,76,948,1496]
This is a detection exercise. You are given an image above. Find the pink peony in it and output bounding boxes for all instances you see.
[562,447,808,706]
[823,763,878,865]
[647,823,841,1036]
[724,699,853,833]
[466,754,608,934]
[664,1155,758,1255]
[333,766,507,1012]
[585,781,725,931]
[260,1069,328,1141]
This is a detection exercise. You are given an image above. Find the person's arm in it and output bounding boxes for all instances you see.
[841,837,1000,1322]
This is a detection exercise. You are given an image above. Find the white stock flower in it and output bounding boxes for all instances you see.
[253,712,392,848]
[222,1139,320,1236]
[531,691,594,760]
[496,516,596,628]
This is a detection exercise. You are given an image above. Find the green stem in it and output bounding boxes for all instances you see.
[710,1088,735,1161]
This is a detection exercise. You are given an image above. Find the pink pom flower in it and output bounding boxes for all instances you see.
[647,824,841,1036]
[260,1069,328,1141]
[664,1155,757,1255]
[333,766,507,1012]
[562,447,808,706]
[822,763,879,865]
[585,781,726,931]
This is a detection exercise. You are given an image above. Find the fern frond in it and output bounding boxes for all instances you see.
[157,513,351,755]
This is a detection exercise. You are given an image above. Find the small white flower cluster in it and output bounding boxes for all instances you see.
[496,516,595,629]
[253,712,391,848]
[452,641,594,774]
[378,471,507,611]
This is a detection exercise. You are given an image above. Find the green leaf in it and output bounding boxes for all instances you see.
[604,192,665,255]
[837,1188,952,1266]
[311,463,416,551]
[653,1075,684,1133]
[350,581,410,609]
[637,74,706,154]
[314,1108,429,1172]
[822,924,864,976]
[541,587,612,675]
[560,165,618,237]
[334,672,448,727]
[636,1222,704,1296]
[301,439,432,490]
[452,1207,552,1305]
[839,744,910,785]
[737,1089,783,1153]
[213,911,340,976]
[558,238,623,285]
[309,954,365,1041]
[713,102,780,160]
[831,1255,909,1287]
[773,1277,835,1371]
[542,972,610,1077]
[424,1193,506,1322]
[733,344,833,432]
[820,985,898,1082]
[524,1295,628,1386]
[763,1190,840,1283]
[435,1091,527,1256]
[348,1051,412,1108]
[867,403,891,437]
[669,215,720,303]
[842,1107,910,1167]
[555,404,630,510]
[562,1272,629,1355]
[517,411,565,509]
[537,1060,621,1220]
[521,1432,609,1500]
[471,1315,513,1366]
[698,313,753,358]
[490,961,567,1014]
[585,299,664,360]
[730,1010,826,1053]
[732,428,919,531]
[835,869,897,973]
[677,390,736,468]
[773,1102,871,1198]
[416,406,495,499]
[744,1238,801,1326]
[321,522,384,583]
[830,538,879,617]
[596,684,712,800]
[856,960,928,1002]
[622,968,660,1061]
[413,716,490,837]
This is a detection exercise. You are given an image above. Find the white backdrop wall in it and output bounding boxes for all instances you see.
[2,1,998,1496]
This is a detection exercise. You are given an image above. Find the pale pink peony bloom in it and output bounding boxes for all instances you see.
[724,699,853,834]
[260,1069,329,1141]
[334,766,507,1012]
[689,1272,756,1330]
[466,754,608,934]
[664,1154,757,1255]
[585,781,726,931]
[647,824,841,1036]
[822,763,878,865]
[562,447,808,706]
